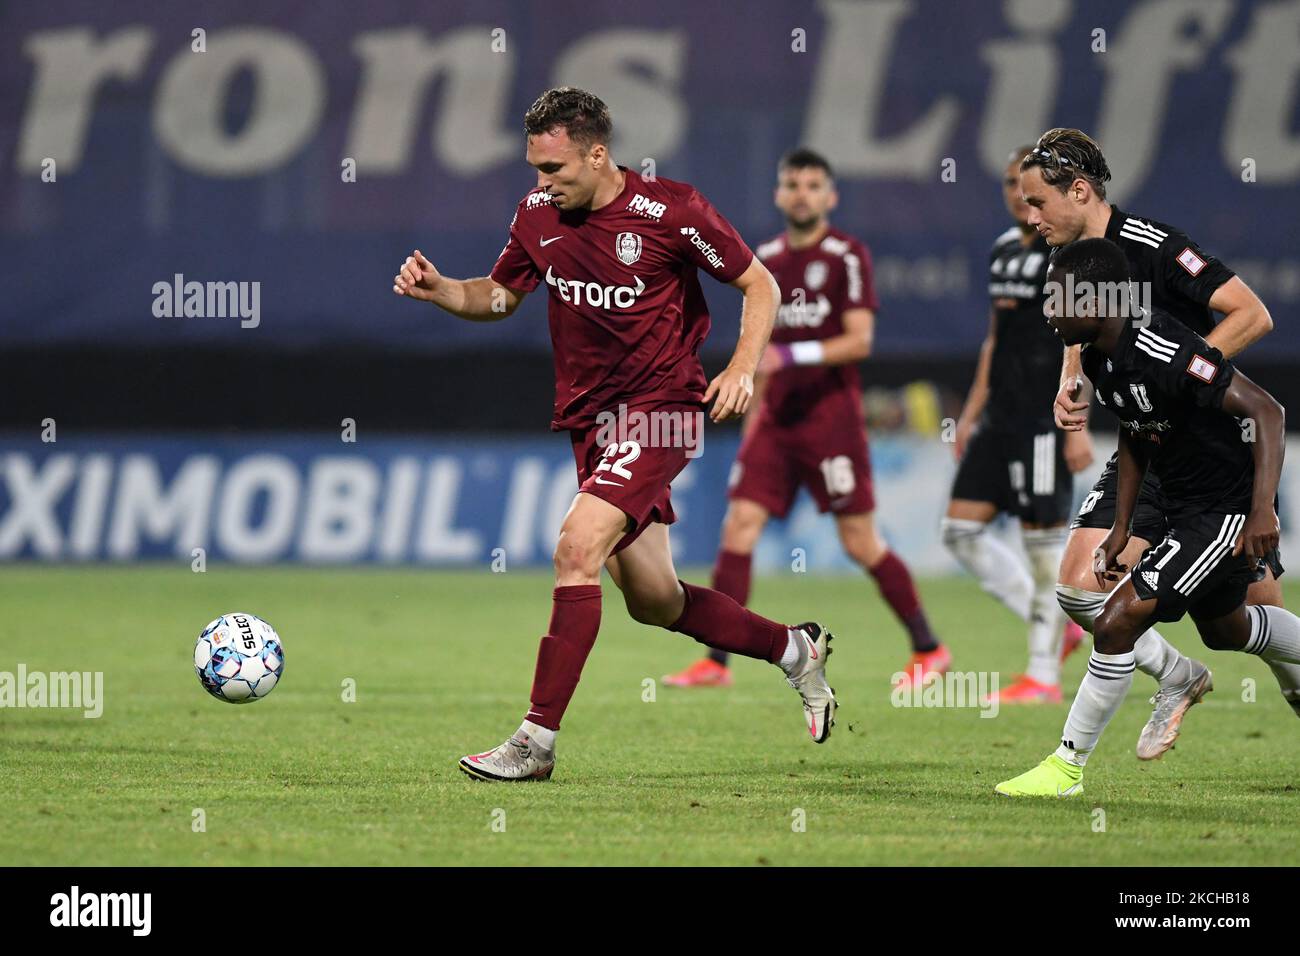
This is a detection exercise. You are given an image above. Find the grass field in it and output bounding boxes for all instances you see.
[2,565,1297,866]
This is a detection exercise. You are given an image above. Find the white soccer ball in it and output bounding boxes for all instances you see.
[194,612,284,704]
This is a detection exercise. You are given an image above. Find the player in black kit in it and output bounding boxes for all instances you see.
[1018,128,1298,759]
[997,239,1300,797]
[944,146,1091,704]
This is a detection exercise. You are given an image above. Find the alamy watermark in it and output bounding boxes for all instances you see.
[49,886,150,935]
[1044,276,1152,323]
[152,273,260,328]
[594,403,705,459]
[0,664,103,718]
[890,669,1000,718]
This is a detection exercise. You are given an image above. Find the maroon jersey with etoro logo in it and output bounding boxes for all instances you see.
[490,167,754,430]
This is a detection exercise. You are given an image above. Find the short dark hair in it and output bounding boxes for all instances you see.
[779,147,833,179]
[1021,128,1112,199]
[1048,237,1131,287]
[523,87,612,153]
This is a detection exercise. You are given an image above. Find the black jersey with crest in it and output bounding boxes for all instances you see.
[985,228,1061,430]
[1081,307,1251,520]
[1103,205,1235,337]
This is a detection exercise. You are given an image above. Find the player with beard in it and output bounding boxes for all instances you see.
[663,148,947,690]
[393,89,838,782]
[1021,128,1298,759]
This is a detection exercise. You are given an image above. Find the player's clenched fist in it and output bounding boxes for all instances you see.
[704,366,754,422]
[393,249,442,301]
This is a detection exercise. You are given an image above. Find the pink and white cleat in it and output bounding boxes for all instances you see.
[459,730,556,782]
[783,622,837,743]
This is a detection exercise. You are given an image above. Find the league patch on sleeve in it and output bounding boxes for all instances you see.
[1176,246,1206,276]
[1186,354,1218,383]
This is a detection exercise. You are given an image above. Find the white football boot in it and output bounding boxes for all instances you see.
[1136,660,1212,760]
[785,622,837,743]
[1266,661,1300,719]
[459,729,556,782]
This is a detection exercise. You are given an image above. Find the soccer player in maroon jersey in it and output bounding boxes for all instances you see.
[663,148,949,690]
[392,88,838,782]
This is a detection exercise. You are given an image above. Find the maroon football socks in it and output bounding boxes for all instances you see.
[869,550,939,653]
[670,580,788,663]
[525,585,602,731]
[706,550,753,666]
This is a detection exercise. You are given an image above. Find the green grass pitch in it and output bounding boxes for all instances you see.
[2,565,1296,866]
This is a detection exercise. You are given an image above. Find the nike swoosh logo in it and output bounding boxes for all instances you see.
[593,477,623,486]
[540,236,563,246]
[804,631,818,660]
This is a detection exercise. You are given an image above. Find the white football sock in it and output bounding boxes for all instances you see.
[778,629,803,672]
[1056,650,1136,767]
[1055,585,1192,688]
[520,719,556,752]
[1245,605,1300,665]
[941,517,1032,620]
[1022,527,1068,685]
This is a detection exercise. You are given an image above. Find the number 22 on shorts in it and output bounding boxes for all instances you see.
[595,441,641,485]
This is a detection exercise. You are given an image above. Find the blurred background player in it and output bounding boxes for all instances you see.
[393,89,838,781]
[664,148,947,690]
[997,240,1299,796]
[1023,128,1300,751]
[942,145,1090,705]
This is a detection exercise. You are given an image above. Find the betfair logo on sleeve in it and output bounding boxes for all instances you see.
[680,227,725,270]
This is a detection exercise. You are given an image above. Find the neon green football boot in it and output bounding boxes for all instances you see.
[995,754,1084,797]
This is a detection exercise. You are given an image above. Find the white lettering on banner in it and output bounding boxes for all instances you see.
[415,460,481,561]
[68,455,112,559]
[377,457,421,562]
[499,459,580,564]
[107,455,218,558]
[552,30,687,164]
[216,454,300,561]
[154,28,326,176]
[12,6,1297,196]
[2,436,1297,571]
[348,28,516,177]
[0,451,516,563]
[300,458,381,561]
[0,453,77,558]
[500,458,546,563]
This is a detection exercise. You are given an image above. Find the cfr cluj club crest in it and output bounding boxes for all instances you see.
[804,260,828,291]
[616,232,643,265]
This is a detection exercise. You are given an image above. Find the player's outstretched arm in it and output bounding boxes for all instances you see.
[705,257,779,422]
[1206,276,1273,359]
[1222,370,1285,560]
[392,249,526,322]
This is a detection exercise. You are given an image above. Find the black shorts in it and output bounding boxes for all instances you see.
[1070,451,1168,544]
[1131,511,1266,623]
[951,423,1073,525]
[1074,452,1284,580]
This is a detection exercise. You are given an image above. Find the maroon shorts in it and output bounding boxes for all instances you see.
[571,401,703,554]
[730,396,875,519]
